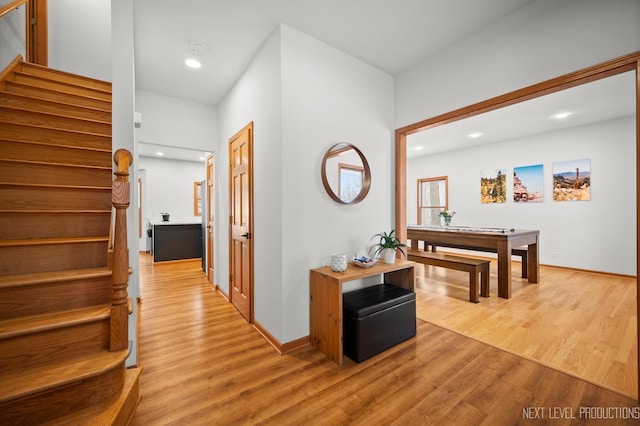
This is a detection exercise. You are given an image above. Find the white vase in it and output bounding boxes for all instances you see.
[382,248,396,264]
[330,253,348,272]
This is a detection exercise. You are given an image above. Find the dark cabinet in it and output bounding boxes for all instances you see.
[152,223,203,262]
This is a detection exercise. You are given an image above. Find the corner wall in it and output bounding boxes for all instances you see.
[217,25,394,343]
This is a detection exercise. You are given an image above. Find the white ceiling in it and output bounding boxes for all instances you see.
[138,142,211,163]
[132,0,635,162]
[406,71,636,158]
[133,0,534,106]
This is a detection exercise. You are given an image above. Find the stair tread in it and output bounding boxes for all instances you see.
[0,92,112,119]
[0,266,112,287]
[0,103,112,125]
[0,181,111,190]
[0,348,128,403]
[0,236,109,248]
[0,305,111,339]
[12,71,112,99]
[18,62,112,93]
[0,157,112,170]
[0,118,112,139]
[0,209,111,214]
[0,135,112,153]
[3,81,111,112]
[41,367,142,426]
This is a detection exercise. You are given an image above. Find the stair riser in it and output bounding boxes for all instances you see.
[12,73,112,101]
[0,108,111,136]
[3,81,111,112]
[0,186,112,210]
[0,93,112,122]
[0,362,124,425]
[0,161,112,188]
[0,139,111,167]
[0,275,112,319]
[0,212,111,240]
[0,242,108,275]
[0,320,109,373]
[18,63,112,93]
[0,122,111,151]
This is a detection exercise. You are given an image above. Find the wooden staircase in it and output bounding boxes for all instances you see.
[0,57,140,425]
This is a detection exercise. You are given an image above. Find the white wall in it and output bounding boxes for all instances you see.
[280,26,394,342]
[49,0,112,81]
[217,26,284,335]
[395,0,640,128]
[408,116,636,275]
[135,90,218,152]
[111,0,138,366]
[138,156,205,225]
[217,25,394,343]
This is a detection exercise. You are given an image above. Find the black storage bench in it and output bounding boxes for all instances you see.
[343,284,416,363]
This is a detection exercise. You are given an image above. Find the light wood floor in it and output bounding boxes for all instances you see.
[131,254,639,425]
[413,256,638,398]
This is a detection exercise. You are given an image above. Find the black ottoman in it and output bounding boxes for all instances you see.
[343,283,416,363]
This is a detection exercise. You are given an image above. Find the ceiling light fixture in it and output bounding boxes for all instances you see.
[551,112,573,120]
[468,132,483,138]
[184,58,202,69]
[156,151,164,156]
[185,41,208,69]
[414,146,424,151]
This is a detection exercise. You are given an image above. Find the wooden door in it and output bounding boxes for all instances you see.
[229,123,253,322]
[206,154,214,283]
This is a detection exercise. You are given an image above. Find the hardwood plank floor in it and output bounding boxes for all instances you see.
[413,256,638,398]
[131,254,639,425]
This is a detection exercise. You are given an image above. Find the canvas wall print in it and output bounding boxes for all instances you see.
[480,168,506,203]
[553,159,591,201]
[513,164,544,202]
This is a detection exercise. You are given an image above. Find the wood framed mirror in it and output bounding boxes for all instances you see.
[321,143,371,204]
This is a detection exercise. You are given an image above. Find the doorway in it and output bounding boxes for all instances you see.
[206,154,214,283]
[394,52,640,399]
[228,122,254,322]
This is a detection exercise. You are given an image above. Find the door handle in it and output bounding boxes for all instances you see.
[241,232,251,239]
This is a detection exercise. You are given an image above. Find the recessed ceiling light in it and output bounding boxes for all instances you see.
[185,58,202,69]
[413,146,424,151]
[156,151,164,156]
[468,132,483,138]
[551,112,573,120]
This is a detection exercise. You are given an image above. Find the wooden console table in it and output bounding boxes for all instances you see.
[309,259,416,364]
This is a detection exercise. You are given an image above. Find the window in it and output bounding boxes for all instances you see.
[418,176,448,225]
[194,181,203,216]
[338,163,364,203]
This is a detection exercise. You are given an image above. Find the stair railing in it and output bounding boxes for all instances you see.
[111,149,133,351]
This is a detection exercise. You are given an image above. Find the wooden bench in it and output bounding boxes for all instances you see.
[407,250,490,303]
[426,244,528,278]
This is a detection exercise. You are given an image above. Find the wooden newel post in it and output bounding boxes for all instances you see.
[111,149,133,351]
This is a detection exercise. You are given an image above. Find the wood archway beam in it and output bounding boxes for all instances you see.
[394,50,640,401]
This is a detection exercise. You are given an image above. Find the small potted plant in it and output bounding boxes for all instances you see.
[370,229,407,264]
[439,209,456,226]
[161,212,170,222]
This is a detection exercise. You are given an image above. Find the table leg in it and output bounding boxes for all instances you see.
[527,242,539,283]
[497,240,512,299]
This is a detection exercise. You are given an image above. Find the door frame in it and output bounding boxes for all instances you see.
[206,154,214,284]
[394,51,640,400]
[228,122,254,322]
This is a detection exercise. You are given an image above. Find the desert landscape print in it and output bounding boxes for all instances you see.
[553,159,591,201]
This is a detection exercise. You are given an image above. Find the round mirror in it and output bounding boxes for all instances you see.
[321,143,371,204]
